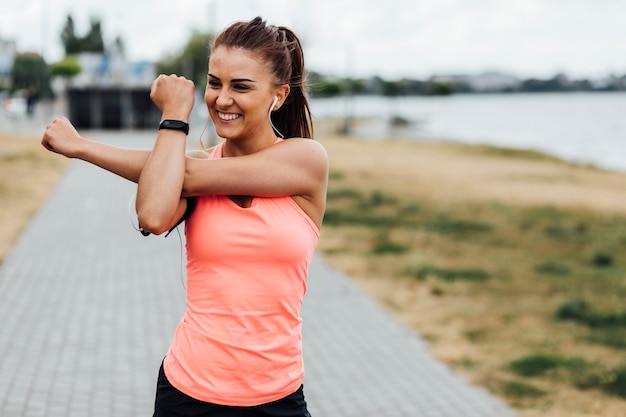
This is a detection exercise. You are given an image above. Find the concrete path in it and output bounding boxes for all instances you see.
[0,130,516,417]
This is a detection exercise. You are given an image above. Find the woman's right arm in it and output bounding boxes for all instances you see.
[41,117,150,183]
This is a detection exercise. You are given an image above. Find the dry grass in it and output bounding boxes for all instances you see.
[0,133,69,262]
[317,134,626,417]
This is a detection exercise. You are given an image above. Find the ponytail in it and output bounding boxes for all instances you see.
[272,27,313,139]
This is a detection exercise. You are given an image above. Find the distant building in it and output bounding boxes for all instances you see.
[0,39,17,90]
[69,52,156,88]
[65,52,159,129]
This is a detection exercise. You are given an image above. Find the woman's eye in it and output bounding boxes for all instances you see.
[208,80,220,87]
[234,84,250,91]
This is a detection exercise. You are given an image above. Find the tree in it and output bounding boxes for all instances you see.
[82,18,105,53]
[49,56,82,79]
[60,14,105,55]
[61,15,81,55]
[10,52,53,98]
[156,31,213,90]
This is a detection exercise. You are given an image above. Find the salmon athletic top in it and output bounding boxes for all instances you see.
[163,139,320,406]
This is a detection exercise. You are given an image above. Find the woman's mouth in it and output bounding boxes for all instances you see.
[217,112,241,121]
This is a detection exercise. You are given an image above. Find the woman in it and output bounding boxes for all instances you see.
[42,17,327,417]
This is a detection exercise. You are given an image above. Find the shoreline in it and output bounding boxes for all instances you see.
[311,92,626,174]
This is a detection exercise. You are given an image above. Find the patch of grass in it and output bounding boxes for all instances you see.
[464,328,489,343]
[498,380,547,399]
[543,222,587,240]
[358,190,397,209]
[414,266,490,282]
[585,328,626,349]
[328,170,345,180]
[555,300,626,328]
[326,188,363,200]
[576,364,626,399]
[590,252,614,268]
[424,215,493,234]
[509,355,563,377]
[322,209,398,228]
[371,233,408,255]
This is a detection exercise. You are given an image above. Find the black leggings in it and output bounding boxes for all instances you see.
[153,362,312,417]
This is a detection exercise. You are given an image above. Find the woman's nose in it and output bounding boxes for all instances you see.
[215,89,233,107]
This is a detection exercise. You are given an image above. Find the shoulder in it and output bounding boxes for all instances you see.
[274,138,328,163]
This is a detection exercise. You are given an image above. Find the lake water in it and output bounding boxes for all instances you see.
[310,92,626,172]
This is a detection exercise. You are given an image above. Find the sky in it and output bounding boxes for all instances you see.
[2,0,626,80]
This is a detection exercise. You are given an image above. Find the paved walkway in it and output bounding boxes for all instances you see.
[0,130,516,417]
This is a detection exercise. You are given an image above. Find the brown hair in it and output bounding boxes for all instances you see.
[211,17,313,139]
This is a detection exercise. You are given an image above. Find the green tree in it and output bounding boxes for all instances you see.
[60,15,81,55]
[156,31,213,90]
[82,18,105,53]
[10,52,52,98]
[60,14,105,55]
[49,56,82,88]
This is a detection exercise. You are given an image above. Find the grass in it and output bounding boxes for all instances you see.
[413,266,490,282]
[0,134,69,263]
[318,139,626,416]
[509,354,626,399]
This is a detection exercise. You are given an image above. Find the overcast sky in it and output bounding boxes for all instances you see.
[2,0,625,79]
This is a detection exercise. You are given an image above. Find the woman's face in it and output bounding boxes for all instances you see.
[205,47,284,142]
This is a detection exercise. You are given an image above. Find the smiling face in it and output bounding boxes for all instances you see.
[205,46,289,149]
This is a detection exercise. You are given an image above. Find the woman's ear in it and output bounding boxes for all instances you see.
[274,84,290,109]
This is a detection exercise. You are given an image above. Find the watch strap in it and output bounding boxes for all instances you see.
[159,119,189,135]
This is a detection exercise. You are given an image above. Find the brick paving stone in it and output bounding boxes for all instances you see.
[0,131,516,417]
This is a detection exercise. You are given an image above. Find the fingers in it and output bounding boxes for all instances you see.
[41,117,79,155]
[150,74,196,118]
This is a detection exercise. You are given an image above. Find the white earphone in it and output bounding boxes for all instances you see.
[269,96,284,138]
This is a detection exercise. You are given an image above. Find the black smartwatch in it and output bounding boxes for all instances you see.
[159,119,189,135]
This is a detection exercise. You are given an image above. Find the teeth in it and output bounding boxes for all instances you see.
[218,112,240,121]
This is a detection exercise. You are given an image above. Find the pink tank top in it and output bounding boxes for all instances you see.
[163,140,320,406]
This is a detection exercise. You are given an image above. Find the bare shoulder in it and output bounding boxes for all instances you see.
[273,138,328,164]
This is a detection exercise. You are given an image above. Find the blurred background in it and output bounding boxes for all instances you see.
[1,0,625,170]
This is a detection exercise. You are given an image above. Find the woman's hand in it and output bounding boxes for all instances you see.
[41,117,85,158]
[150,74,195,121]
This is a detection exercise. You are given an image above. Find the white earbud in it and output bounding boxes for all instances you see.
[269,96,284,138]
